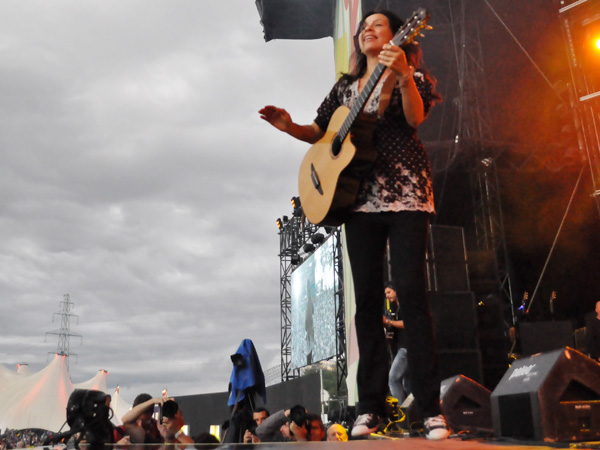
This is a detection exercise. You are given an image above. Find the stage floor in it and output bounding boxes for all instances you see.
[185,436,600,449]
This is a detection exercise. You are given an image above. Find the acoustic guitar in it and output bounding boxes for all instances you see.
[298,8,430,226]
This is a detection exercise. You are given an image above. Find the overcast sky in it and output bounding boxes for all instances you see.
[0,0,336,402]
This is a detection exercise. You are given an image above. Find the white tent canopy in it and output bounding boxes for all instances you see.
[73,369,109,392]
[16,364,31,376]
[109,387,131,426]
[0,355,130,432]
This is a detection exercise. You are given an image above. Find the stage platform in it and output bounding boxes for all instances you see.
[173,436,600,449]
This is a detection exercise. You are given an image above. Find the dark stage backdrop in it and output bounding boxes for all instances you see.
[408,0,600,325]
[176,372,321,438]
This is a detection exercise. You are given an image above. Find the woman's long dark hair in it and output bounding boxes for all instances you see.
[343,9,441,102]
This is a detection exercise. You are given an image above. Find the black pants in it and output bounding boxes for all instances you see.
[345,211,441,419]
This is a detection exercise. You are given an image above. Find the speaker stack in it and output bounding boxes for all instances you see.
[430,292,483,383]
[519,320,574,356]
[491,347,600,442]
[427,225,484,384]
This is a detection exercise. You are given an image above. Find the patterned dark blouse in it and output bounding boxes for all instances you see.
[314,71,436,214]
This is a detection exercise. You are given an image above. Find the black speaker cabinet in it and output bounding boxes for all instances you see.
[439,349,483,384]
[491,347,600,442]
[430,292,478,350]
[427,225,469,293]
[440,375,493,432]
[519,321,574,356]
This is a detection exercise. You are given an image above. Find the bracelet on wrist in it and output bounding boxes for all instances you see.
[399,66,415,88]
[399,76,413,89]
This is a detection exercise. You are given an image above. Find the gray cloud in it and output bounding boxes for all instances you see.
[0,0,334,403]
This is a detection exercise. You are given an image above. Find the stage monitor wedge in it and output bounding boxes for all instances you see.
[440,375,493,432]
[491,347,600,442]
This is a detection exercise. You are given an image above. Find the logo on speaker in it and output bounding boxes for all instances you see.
[508,364,537,381]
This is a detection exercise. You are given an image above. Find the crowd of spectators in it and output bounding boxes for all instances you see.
[240,405,348,443]
[0,429,48,449]
[0,393,355,447]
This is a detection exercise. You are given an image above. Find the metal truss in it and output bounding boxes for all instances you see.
[331,228,347,393]
[278,214,310,382]
[277,213,319,382]
[277,213,347,390]
[558,0,600,220]
[450,0,515,311]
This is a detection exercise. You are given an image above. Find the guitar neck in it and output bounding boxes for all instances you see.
[338,63,387,142]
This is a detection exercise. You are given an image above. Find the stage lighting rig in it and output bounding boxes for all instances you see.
[324,226,335,235]
[581,16,600,93]
[310,233,325,245]
[276,215,291,230]
[559,0,600,209]
[560,0,600,97]
[291,196,303,217]
[303,243,315,254]
[480,157,494,168]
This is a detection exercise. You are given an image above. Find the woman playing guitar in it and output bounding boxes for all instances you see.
[259,9,446,440]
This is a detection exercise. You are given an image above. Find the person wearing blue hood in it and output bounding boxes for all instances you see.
[222,339,267,443]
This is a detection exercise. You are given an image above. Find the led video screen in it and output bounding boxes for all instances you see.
[290,234,338,370]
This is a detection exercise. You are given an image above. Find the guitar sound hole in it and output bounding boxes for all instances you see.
[332,135,342,157]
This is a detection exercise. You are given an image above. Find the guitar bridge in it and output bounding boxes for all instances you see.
[310,163,324,195]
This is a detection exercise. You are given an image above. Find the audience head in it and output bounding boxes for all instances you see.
[327,423,348,441]
[253,407,270,425]
[194,431,220,449]
[133,393,154,414]
[306,413,325,441]
[132,393,155,430]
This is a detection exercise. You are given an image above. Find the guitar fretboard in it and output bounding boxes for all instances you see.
[338,63,387,143]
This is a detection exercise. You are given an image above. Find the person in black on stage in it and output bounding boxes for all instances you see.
[259,9,448,440]
[383,281,410,403]
[586,300,600,362]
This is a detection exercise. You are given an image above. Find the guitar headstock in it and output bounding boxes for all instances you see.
[391,8,430,48]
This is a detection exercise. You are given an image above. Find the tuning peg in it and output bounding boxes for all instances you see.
[426,25,433,30]
[418,33,426,38]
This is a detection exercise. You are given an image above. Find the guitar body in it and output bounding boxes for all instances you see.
[298,106,376,226]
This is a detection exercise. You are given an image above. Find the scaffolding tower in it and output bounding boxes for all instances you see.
[448,0,515,313]
[558,0,600,220]
[277,208,347,392]
[278,212,317,382]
